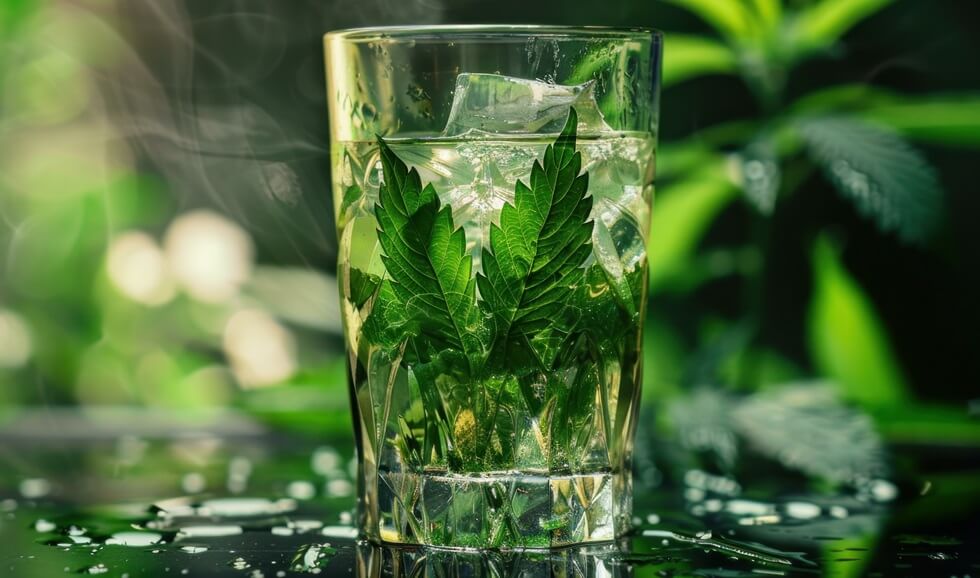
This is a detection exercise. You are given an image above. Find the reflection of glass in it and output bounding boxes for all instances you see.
[356,539,630,578]
[325,26,661,548]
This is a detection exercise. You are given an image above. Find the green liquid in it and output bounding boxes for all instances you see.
[333,133,654,548]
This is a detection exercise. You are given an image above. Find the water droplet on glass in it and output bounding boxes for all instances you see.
[230,557,251,570]
[85,564,108,575]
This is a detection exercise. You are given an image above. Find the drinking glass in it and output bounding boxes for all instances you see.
[324,25,661,548]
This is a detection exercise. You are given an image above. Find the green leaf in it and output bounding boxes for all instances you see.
[790,83,899,114]
[870,403,980,446]
[748,0,782,31]
[822,535,878,578]
[731,383,888,484]
[0,0,39,36]
[860,95,980,148]
[791,0,895,52]
[338,184,362,218]
[798,117,943,244]
[361,280,410,350]
[478,109,594,364]
[565,42,625,85]
[662,35,739,87]
[648,161,738,292]
[807,235,909,407]
[373,139,483,366]
[663,0,753,42]
[656,142,719,180]
[347,267,380,310]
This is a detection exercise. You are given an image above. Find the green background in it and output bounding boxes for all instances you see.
[1,0,978,469]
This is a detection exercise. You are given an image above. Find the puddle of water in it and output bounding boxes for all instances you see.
[0,438,974,577]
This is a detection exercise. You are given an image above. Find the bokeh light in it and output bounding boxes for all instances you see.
[106,231,176,306]
[164,210,254,304]
[222,308,297,388]
[0,310,33,369]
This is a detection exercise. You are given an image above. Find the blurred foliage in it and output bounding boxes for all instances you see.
[0,0,977,484]
[646,0,980,458]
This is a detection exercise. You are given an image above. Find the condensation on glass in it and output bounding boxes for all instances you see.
[324,25,662,549]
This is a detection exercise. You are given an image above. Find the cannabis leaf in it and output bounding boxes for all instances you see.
[346,266,379,310]
[798,116,943,244]
[338,184,362,218]
[373,139,483,367]
[477,109,594,366]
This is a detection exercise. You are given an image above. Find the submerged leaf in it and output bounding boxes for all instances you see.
[478,109,594,365]
[799,117,943,243]
[372,139,483,366]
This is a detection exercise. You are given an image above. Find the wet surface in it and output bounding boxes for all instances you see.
[0,410,978,577]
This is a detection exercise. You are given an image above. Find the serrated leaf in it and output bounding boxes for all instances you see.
[731,383,888,484]
[662,35,738,87]
[373,139,483,367]
[478,109,594,364]
[361,279,411,351]
[799,117,943,243]
[807,235,909,407]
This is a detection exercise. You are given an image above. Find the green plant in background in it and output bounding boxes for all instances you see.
[647,0,980,465]
[1,0,978,456]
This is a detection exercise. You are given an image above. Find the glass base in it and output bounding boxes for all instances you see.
[357,539,630,577]
[368,469,631,548]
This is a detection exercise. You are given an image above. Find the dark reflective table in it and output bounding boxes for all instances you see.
[0,407,977,577]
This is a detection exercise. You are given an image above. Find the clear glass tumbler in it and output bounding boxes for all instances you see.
[324,25,661,548]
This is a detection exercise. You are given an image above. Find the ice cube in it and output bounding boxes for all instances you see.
[442,73,614,136]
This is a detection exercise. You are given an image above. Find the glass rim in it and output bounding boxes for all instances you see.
[324,24,662,43]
